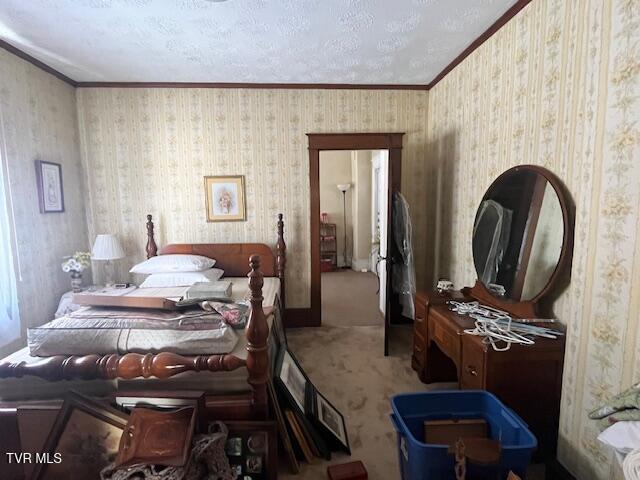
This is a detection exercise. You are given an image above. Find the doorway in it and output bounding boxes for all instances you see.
[307,133,404,355]
[319,150,387,327]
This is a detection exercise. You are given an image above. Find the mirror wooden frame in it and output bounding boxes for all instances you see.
[465,164,573,318]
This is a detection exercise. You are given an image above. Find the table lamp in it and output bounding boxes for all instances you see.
[91,234,125,286]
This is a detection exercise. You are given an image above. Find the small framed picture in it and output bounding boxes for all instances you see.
[275,349,310,415]
[223,421,277,479]
[33,391,129,479]
[35,160,64,213]
[312,390,350,454]
[204,175,246,222]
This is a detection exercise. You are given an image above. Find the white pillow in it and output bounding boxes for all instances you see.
[139,268,224,288]
[130,254,216,274]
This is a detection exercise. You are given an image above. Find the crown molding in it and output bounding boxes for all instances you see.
[0,39,77,87]
[75,82,429,90]
[0,0,533,92]
[427,0,533,90]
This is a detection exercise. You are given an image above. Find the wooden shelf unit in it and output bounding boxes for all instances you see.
[320,222,337,271]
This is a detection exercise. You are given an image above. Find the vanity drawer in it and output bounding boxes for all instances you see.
[429,316,459,362]
[414,298,427,335]
[460,340,485,389]
[412,330,427,370]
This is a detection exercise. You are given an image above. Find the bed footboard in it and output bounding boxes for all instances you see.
[0,255,270,410]
[0,352,246,381]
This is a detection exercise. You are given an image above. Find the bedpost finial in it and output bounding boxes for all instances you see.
[248,255,264,302]
[145,214,158,259]
[275,213,286,308]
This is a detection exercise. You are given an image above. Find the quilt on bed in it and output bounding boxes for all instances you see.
[25,277,279,358]
[0,278,280,401]
[27,308,239,356]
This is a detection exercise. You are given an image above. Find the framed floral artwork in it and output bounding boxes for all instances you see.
[204,175,246,222]
[35,160,64,213]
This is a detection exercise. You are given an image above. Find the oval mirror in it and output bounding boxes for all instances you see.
[472,165,568,302]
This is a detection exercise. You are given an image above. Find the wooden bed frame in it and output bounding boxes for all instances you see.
[0,213,287,420]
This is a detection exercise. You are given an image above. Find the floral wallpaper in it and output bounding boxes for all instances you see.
[427,0,640,478]
[76,88,431,307]
[7,1,637,476]
[0,50,88,356]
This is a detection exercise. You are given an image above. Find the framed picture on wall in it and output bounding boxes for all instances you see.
[35,160,64,213]
[204,175,246,222]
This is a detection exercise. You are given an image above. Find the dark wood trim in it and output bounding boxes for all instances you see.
[76,82,429,90]
[427,0,534,89]
[1,0,529,93]
[284,308,314,328]
[510,173,546,299]
[309,147,321,327]
[0,39,77,87]
[1,0,530,93]
[307,133,404,328]
[307,133,405,150]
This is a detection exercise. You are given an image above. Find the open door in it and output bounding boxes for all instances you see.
[384,147,402,356]
[371,151,392,355]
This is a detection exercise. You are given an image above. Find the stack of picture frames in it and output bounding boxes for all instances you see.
[269,295,350,473]
[26,389,278,479]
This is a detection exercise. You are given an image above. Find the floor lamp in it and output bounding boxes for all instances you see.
[337,183,351,268]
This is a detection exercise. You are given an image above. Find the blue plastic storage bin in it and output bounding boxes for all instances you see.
[390,390,537,480]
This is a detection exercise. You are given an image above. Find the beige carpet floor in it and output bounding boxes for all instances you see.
[279,324,448,479]
[321,270,383,326]
[278,324,546,479]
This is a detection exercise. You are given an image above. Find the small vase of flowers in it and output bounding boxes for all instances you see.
[62,252,91,293]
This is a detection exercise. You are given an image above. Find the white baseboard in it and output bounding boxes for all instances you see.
[351,258,371,272]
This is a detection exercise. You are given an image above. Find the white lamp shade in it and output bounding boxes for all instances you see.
[91,234,125,260]
[337,183,351,192]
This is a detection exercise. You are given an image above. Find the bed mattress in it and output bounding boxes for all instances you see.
[0,277,279,401]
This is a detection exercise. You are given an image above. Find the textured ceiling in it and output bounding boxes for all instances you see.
[0,0,517,84]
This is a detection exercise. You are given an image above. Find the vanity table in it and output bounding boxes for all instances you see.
[412,165,572,459]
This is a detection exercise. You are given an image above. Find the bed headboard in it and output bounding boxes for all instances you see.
[144,214,286,299]
[158,243,276,277]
